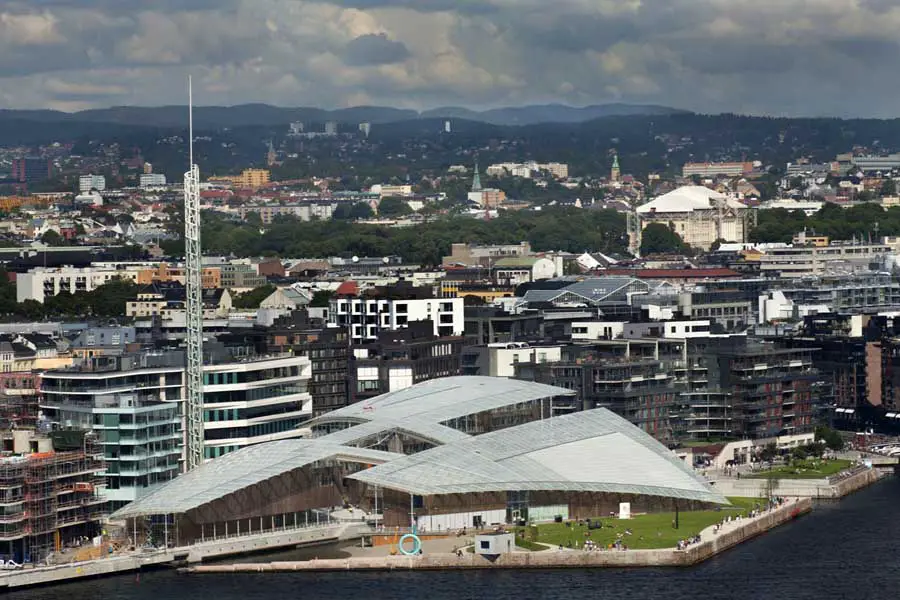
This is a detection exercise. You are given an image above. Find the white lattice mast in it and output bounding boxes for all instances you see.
[184,76,204,471]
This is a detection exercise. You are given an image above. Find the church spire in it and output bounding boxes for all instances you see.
[611,152,621,182]
[471,156,482,192]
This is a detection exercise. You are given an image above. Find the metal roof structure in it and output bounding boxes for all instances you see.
[109,439,399,519]
[309,376,576,438]
[349,408,727,505]
[522,277,649,306]
[637,186,747,214]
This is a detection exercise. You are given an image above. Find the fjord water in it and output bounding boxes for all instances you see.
[10,478,899,600]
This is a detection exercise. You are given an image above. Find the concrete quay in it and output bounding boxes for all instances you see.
[183,499,812,574]
[709,466,885,499]
[0,521,371,590]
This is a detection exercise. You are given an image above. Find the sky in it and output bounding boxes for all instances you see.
[1,0,899,117]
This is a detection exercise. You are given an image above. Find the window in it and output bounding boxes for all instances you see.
[480,541,491,550]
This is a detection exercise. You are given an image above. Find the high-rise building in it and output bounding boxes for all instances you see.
[289,122,305,135]
[324,121,338,136]
[12,157,50,184]
[359,122,371,138]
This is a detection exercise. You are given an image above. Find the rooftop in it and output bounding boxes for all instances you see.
[350,408,727,504]
[637,186,747,214]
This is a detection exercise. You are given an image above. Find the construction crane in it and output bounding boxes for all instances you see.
[183,77,204,471]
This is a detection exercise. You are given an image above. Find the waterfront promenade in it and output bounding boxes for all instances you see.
[183,498,811,573]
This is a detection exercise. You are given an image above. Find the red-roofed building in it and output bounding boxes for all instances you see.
[602,268,741,282]
[335,281,359,297]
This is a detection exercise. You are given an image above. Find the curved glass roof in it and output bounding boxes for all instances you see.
[109,439,399,519]
[310,376,575,430]
[349,408,727,505]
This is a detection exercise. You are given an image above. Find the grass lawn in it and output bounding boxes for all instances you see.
[745,458,852,480]
[514,497,760,550]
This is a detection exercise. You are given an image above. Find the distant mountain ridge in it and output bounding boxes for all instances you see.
[0,102,688,129]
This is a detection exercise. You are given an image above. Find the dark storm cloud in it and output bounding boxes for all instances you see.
[342,33,411,66]
[1,0,900,116]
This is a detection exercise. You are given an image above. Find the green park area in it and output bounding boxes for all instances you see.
[745,458,853,480]
[513,497,761,550]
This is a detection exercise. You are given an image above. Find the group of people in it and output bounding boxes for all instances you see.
[675,535,701,550]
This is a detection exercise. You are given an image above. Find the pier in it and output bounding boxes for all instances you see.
[0,520,372,590]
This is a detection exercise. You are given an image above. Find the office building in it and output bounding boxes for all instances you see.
[11,158,50,184]
[139,174,167,188]
[759,241,892,279]
[236,169,270,189]
[78,174,106,193]
[681,162,753,178]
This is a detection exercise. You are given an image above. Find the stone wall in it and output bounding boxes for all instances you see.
[711,468,884,499]
[189,499,812,574]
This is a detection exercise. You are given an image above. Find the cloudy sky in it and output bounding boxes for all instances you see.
[1,0,898,116]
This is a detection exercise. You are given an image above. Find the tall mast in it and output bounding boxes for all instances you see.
[184,76,204,470]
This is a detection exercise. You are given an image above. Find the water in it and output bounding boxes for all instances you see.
[10,478,900,600]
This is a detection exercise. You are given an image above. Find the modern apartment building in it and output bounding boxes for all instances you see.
[330,285,464,344]
[39,353,185,509]
[350,322,470,402]
[201,354,312,459]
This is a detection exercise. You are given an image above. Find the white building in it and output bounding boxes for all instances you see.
[471,343,563,378]
[623,320,713,339]
[17,267,140,303]
[79,174,106,193]
[330,296,465,343]
[637,186,749,251]
[202,355,313,459]
[759,241,892,278]
[571,321,627,341]
[140,173,167,188]
[759,198,823,217]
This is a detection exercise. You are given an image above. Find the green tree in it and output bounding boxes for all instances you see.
[814,426,845,451]
[40,230,66,247]
[378,196,412,217]
[232,284,276,309]
[640,223,687,255]
[310,290,334,308]
[882,178,897,196]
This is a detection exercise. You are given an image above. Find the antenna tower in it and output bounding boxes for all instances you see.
[184,77,204,470]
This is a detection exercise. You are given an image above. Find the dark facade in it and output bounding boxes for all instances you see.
[350,321,471,402]
[705,342,817,439]
[464,306,543,345]
[515,345,678,445]
[12,157,50,184]
[267,310,350,417]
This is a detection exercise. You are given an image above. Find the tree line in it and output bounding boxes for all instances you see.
[167,207,627,265]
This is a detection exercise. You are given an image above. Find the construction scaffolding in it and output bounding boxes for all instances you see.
[0,433,105,563]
